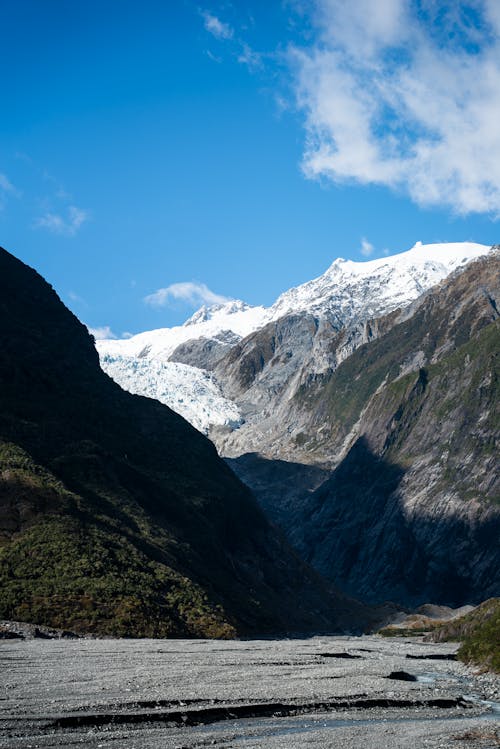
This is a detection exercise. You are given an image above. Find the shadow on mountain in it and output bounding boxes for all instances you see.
[292,437,500,607]
[229,438,500,608]
[225,453,330,528]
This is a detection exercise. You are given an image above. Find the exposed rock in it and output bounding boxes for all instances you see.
[388,671,417,682]
[88,245,500,612]
[0,620,80,639]
[224,452,329,528]
[216,254,500,607]
[169,330,240,371]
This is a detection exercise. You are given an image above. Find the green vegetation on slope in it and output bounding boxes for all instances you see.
[294,256,499,504]
[431,599,500,672]
[0,442,235,637]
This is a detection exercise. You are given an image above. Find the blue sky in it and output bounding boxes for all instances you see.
[1,0,500,337]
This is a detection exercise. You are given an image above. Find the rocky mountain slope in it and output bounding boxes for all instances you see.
[97,242,491,435]
[231,253,500,607]
[0,247,369,637]
[94,242,499,610]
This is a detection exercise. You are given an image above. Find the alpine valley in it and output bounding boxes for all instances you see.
[97,241,500,610]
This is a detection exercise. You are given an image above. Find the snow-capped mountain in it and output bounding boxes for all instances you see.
[99,299,270,362]
[96,241,492,433]
[270,241,489,324]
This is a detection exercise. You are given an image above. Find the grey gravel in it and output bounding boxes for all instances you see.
[0,635,498,748]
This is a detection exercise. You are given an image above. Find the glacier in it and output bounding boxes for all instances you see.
[99,354,242,435]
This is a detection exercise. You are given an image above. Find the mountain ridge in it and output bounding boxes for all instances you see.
[0,246,369,637]
[229,252,500,606]
[96,241,492,434]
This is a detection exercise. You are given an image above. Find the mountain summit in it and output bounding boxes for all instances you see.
[183,300,254,327]
[269,241,490,324]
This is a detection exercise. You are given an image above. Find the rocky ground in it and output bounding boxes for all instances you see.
[0,635,498,748]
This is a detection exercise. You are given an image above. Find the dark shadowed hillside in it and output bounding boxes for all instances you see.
[222,254,500,607]
[0,247,368,637]
[287,254,499,606]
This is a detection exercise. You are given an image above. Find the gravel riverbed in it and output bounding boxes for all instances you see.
[0,635,498,748]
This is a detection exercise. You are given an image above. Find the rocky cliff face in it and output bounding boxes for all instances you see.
[210,310,400,461]
[212,253,498,463]
[224,254,500,606]
[0,247,369,637]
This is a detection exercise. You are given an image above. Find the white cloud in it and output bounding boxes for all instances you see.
[68,205,88,229]
[315,0,407,58]
[290,0,500,215]
[484,0,500,34]
[144,281,231,308]
[35,205,89,236]
[360,237,374,257]
[87,325,117,340]
[200,9,262,70]
[201,10,233,40]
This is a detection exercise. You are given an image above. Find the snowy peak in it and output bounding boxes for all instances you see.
[269,241,491,324]
[323,241,483,277]
[183,300,251,326]
[97,301,270,362]
[98,242,491,360]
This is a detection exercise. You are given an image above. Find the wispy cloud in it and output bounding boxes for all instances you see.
[290,0,500,215]
[144,281,231,308]
[14,151,32,164]
[5,155,90,233]
[199,8,264,72]
[201,10,234,40]
[206,49,222,63]
[360,237,374,257]
[35,205,89,236]
[67,290,87,306]
[238,42,262,71]
[0,172,21,209]
[86,325,116,340]
[0,173,19,195]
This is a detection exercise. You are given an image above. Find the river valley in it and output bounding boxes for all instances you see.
[1,635,499,748]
